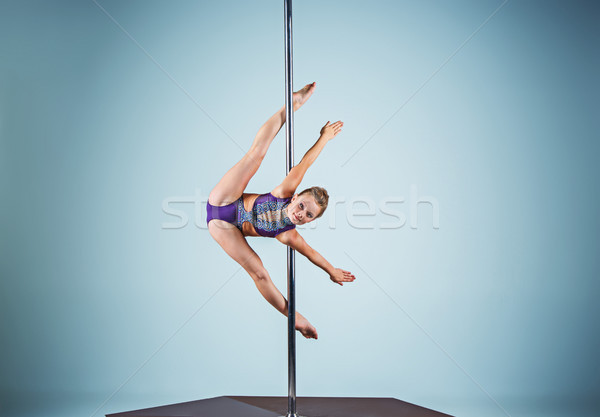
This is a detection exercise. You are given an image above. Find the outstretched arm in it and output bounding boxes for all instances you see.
[276,229,356,286]
[272,121,343,198]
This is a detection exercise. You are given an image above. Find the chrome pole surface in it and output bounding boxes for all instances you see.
[283,1,297,417]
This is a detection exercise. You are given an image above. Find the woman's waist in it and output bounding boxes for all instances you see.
[241,192,261,212]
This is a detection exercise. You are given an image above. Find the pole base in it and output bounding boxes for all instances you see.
[106,395,453,417]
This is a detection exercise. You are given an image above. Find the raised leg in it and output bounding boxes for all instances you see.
[208,82,315,206]
[208,220,318,339]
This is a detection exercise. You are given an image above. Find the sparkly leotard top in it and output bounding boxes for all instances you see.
[239,193,295,237]
[206,192,295,238]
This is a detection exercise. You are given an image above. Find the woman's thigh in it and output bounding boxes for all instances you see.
[208,153,262,206]
[208,219,263,275]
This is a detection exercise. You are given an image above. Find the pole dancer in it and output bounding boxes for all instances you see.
[205,82,356,340]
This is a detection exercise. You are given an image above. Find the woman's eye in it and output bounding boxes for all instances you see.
[299,203,304,209]
[308,213,313,218]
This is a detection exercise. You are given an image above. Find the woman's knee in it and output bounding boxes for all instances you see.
[250,266,270,282]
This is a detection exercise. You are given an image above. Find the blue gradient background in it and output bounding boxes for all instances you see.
[1,1,598,416]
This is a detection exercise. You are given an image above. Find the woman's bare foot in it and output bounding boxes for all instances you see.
[293,82,316,111]
[295,315,318,339]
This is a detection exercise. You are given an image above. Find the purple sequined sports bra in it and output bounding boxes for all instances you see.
[206,192,296,238]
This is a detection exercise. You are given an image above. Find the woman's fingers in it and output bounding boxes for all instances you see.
[339,270,355,282]
[323,120,343,137]
[332,269,355,284]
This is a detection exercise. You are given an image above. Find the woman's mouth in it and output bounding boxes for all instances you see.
[293,213,299,222]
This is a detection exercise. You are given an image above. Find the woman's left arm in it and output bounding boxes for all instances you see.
[272,121,343,197]
[276,229,356,286]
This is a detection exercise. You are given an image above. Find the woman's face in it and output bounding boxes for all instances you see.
[287,194,320,225]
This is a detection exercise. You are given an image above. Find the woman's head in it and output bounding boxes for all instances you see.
[287,186,329,225]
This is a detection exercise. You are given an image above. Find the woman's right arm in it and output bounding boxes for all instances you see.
[276,229,355,286]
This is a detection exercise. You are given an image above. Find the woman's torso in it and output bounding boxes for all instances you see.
[240,193,260,236]
[239,192,294,237]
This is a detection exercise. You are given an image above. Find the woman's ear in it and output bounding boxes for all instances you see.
[291,193,298,202]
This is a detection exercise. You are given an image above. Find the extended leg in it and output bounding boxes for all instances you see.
[208,220,318,339]
[208,83,315,206]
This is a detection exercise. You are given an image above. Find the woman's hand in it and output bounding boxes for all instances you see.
[329,268,356,286]
[320,121,344,141]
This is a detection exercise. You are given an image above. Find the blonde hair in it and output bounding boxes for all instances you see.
[298,186,329,218]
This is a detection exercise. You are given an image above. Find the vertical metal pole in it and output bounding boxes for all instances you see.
[283,1,296,417]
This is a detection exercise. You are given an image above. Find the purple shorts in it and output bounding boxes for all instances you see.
[206,198,241,228]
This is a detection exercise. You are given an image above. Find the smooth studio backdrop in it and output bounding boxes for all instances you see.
[1,1,598,416]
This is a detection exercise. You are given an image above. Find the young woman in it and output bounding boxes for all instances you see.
[206,82,355,340]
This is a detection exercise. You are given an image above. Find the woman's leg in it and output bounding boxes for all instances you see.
[208,82,315,206]
[208,219,318,339]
